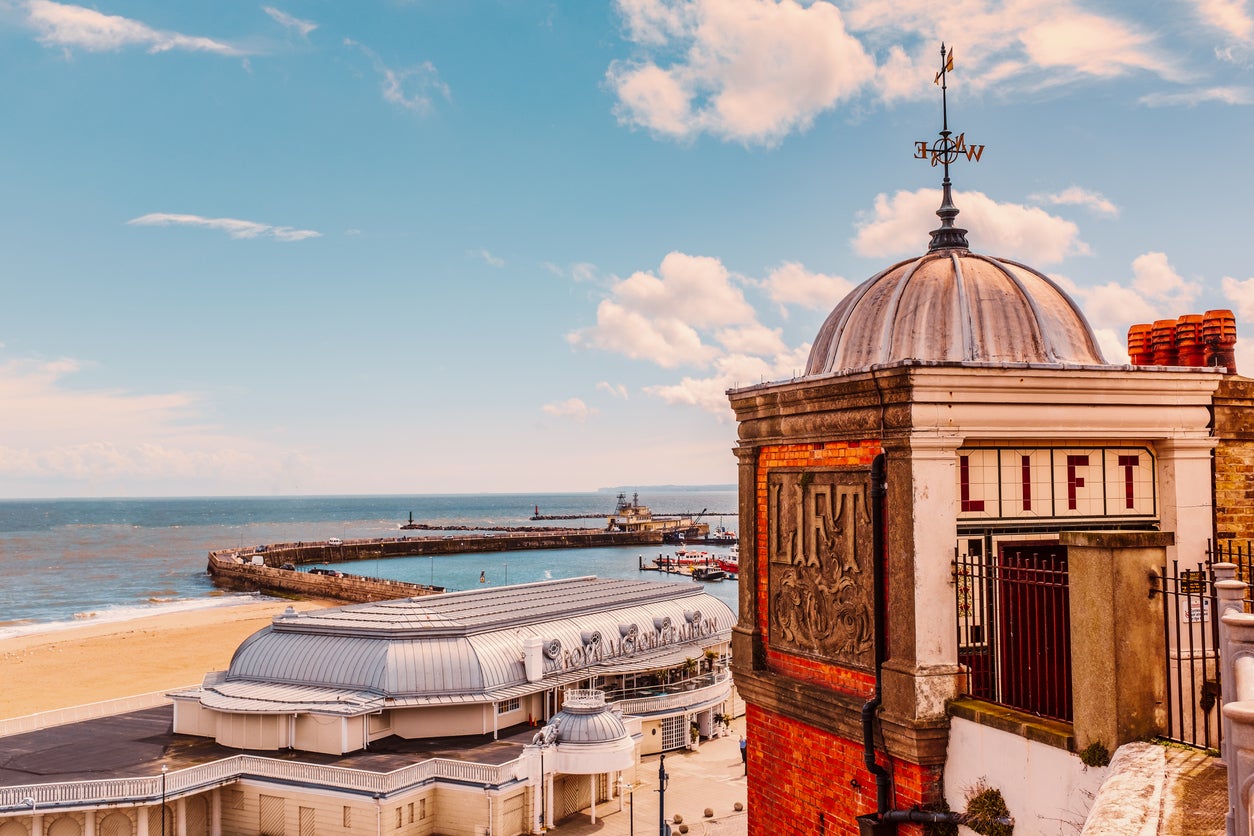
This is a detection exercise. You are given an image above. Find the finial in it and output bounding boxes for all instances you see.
[913,44,985,251]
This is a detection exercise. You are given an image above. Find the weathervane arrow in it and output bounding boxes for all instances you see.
[913,43,984,251]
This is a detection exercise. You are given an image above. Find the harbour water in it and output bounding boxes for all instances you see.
[0,489,738,638]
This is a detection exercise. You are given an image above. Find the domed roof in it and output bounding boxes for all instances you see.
[548,690,630,745]
[805,249,1106,376]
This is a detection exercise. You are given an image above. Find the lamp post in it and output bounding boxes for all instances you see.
[160,765,168,836]
[657,755,669,836]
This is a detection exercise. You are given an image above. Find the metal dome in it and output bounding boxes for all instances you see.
[549,691,630,745]
[805,249,1107,376]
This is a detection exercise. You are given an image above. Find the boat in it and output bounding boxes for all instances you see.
[608,492,710,540]
[653,552,718,571]
[691,566,726,582]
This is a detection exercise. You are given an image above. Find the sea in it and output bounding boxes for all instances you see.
[0,488,739,640]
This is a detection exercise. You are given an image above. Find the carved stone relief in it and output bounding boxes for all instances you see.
[767,469,875,669]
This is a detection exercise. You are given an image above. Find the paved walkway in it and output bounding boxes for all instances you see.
[556,723,748,836]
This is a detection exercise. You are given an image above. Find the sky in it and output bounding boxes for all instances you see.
[1,0,1252,498]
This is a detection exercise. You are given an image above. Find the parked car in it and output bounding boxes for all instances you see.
[280,563,296,571]
[327,538,343,546]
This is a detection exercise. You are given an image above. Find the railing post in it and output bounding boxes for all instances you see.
[1215,565,1247,836]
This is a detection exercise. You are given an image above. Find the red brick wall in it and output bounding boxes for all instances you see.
[755,441,881,698]
[746,704,939,835]
[748,441,941,834]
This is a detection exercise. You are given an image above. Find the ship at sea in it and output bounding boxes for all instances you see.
[605,491,710,541]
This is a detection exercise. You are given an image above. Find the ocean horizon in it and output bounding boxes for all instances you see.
[0,489,739,639]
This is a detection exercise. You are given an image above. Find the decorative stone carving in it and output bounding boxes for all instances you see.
[767,469,874,669]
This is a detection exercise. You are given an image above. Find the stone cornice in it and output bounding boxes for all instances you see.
[730,666,950,766]
[730,365,1218,449]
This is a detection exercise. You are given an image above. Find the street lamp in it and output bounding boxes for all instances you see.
[160,765,168,836]
[617,780,636,836]
[657,755,670,836]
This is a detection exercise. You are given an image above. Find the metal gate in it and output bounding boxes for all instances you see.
[954,542,1072,721]
[661,715,688,750]
[1158,552,1229,750]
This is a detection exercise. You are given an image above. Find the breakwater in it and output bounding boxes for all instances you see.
[207,529,667,603]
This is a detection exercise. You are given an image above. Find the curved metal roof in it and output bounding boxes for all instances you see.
[805,249,1107,376]
[550,691,630,746]
[214,577,734,708]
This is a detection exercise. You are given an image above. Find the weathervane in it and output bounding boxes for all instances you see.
[913,43,984,251]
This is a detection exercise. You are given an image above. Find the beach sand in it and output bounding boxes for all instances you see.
[0,598,338,720]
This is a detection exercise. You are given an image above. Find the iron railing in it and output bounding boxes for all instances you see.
[1156,540,1254,750]
[954,544,1072,722]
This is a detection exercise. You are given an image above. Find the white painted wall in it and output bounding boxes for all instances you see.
[944,716,1108,835]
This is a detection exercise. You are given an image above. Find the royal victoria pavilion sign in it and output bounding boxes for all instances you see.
[957,445,1157,524]
[538,612,721,676]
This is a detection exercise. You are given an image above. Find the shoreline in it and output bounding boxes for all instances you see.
[0,596,338,721]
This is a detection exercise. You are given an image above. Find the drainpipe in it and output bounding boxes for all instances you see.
[857,454,1013,835]
[858,453,896,836]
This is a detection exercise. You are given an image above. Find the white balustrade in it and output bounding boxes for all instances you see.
[0,753,522,813]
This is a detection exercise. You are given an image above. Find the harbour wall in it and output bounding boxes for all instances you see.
[207,553,435,603]
[207,529,666,603]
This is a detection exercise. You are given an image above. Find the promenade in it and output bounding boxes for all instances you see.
[557,721,748,836]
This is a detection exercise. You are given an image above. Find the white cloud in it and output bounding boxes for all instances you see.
[569,299,720,368]
[764,261,854,310]
[1222,275,1254,322]
[0,355,302,490]
[1130,252,1200,309]
[609,0,876,145]
[1069,253,1200,355]
[1139,86,1254,106]
[479,249,505,268]
[644,344,811,416]
[1192,0,1254,41]
[571,263,599,283]
[612,252,756,327]
[541,398,595,421]
[845,0,1182,90]
[853,188,1086,265]
[609,0,1187,145]
[715,322,787,356]
[1017,12,1165,78]
[1072,281,1161,336]
[128,213,321,242]
[263,6,317,39]
[345,39,450,113]
[567,252,757,369]
[1029,186,1120,218]
[596,381,630,399]
[568,252,837,415]
[26,1,241,55]
[542,262,600,282]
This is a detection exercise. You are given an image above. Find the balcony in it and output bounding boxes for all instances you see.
[609,670,733,717]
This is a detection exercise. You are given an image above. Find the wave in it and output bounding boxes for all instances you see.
[0,592,281,641]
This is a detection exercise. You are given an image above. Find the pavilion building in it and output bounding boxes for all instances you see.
[0,577,740,836]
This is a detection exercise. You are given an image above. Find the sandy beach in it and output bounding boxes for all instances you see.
[0,598,338,720]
